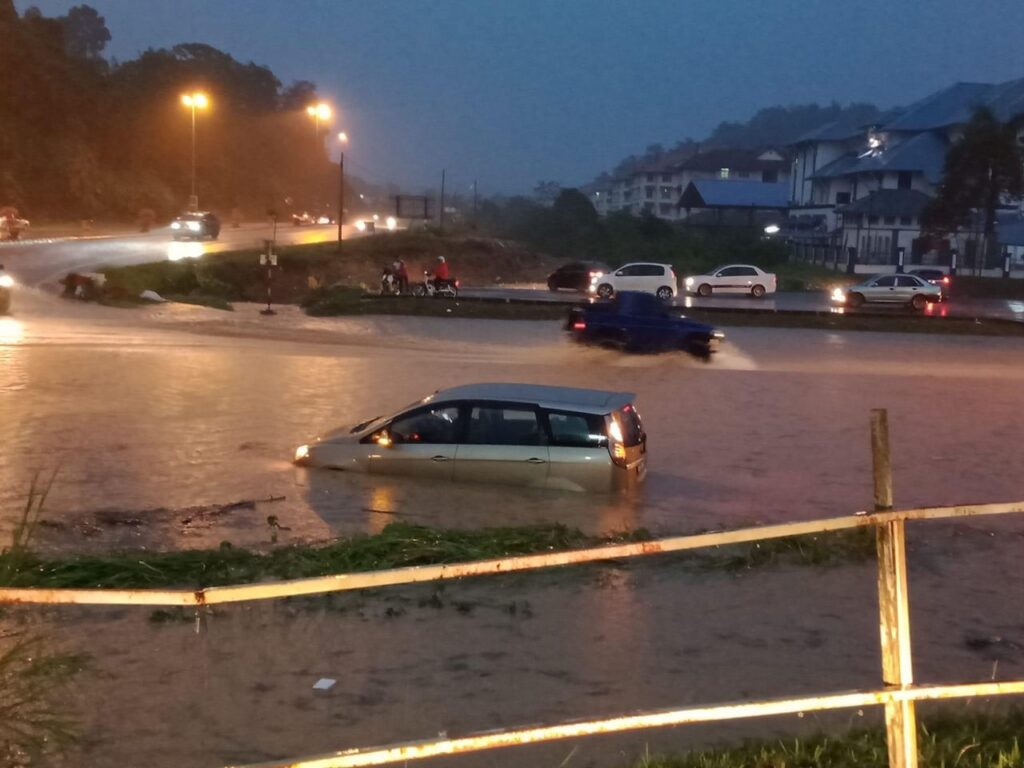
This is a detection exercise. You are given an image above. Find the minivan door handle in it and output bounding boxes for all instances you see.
[525,457,547,464]
[431,455,451,462]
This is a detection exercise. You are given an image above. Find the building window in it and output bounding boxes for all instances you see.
[897,172,913,190]
[900,216,912,226]
[719,167,730,179]
[868,215,879,225]
[661,174,672,182]
[763,169,778,183]
[884,216,895,225]
[645,186,655,199]
[835,192,851,205]
[646,174,655,182]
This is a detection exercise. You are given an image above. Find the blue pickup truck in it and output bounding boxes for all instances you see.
[566,291,723,358]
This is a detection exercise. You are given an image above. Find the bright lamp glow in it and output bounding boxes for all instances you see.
[354,220,366,232]
[338,131,348,144]
[764,224,780,235]
[386,216,397,231]
[0,274,14,288]
[181,92,209,109]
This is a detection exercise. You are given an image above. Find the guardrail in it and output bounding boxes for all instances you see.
[2,410,1022,768]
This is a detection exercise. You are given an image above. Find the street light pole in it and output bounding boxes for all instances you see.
[181,92,208,211]
[337,131,348,252]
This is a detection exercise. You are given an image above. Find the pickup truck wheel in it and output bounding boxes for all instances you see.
[697,283,712,297]
[596,284,614,299]
[656,286,673,300]
[751,284,766,298]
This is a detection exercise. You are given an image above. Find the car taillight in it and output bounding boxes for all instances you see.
[572,320,586,330]
[942,277,950,285]
[610,441,627,467]
[455,279,460,288]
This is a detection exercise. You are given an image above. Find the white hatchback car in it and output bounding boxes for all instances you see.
[590,263,677,300]
[684,264,777,298]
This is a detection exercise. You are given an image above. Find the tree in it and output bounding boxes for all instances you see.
[59,4,110,60]
[923,107,1023,269]
[533,180,561,205]
[280,80,318,110]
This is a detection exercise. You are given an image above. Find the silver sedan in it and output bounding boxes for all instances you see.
[831,274,941,310]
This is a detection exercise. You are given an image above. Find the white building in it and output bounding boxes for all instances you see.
[788,77,1024,272]
[592,148,790,223]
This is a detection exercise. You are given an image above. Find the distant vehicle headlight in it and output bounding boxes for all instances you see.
[170,222,181,230]
[294,444,310,463]
[355,220,366,232]
[317,216,330,224]
[186,221,201,232]
[386,216,397,231]
[0,275,14,288]
[831,287,846,302]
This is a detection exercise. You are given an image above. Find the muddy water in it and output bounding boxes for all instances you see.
[2,293,1024,766]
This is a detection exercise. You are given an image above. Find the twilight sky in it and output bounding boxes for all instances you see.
[19,0,1024,194]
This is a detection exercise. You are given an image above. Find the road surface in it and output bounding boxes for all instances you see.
[1,293,1022,767]
[0,221,346,286]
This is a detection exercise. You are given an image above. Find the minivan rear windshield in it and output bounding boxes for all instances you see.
[616,404,644,447]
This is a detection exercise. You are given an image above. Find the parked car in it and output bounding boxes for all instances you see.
[683,264,777,298]
[831,273,941,310]
[170,212,220,240]
[590,263,677,300]
[294,383,648,492]
[547,261,611,292]
[567,291,723,358]
[908,268,951,300]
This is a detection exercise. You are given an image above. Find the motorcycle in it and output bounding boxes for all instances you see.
[0,266,13,315]
[412,270,458,298]
[380,266,401,295]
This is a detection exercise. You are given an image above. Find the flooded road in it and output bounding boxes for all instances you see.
[1,292,1023,766]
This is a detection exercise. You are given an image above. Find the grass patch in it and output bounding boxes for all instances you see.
[628,709,1024,767]
[0,521,878,591]
[304,288,566,319]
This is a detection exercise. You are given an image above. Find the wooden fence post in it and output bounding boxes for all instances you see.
[871,409,918,768]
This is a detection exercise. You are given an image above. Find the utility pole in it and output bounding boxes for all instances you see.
[439,169,446,234]
[337,148,344,252]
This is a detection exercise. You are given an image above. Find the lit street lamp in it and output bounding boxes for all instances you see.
[337,131,348,250]
[306,102,332,141]
[180,92,209,210]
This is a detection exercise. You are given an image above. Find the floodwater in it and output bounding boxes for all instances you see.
[1,290,1023,766]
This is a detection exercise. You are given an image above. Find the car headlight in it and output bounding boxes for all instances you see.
[685,277,694,287]
[831,287,846,302]
[294,444,310,463]
[186,221,201,232]
[170,222,181,229]
[0,275,14,288]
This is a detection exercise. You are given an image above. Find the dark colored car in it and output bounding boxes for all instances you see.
[566,290,723,358]
[170,212,221,240]
[908,268,951,300]
[547,261,611,292]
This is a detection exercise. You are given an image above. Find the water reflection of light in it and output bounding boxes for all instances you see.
[0,317,24,344]
[923,301,949,317]
[167,241,204,261]
[683,296,694,309]
[367,486,397,534]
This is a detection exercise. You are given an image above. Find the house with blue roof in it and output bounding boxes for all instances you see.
[787,77,1024,273]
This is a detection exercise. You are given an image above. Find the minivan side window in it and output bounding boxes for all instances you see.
[389,406,461,444]
[465,406,544,446]
[546,411,607,448]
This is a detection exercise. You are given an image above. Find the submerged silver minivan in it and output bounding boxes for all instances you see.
[294,383,647,492]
